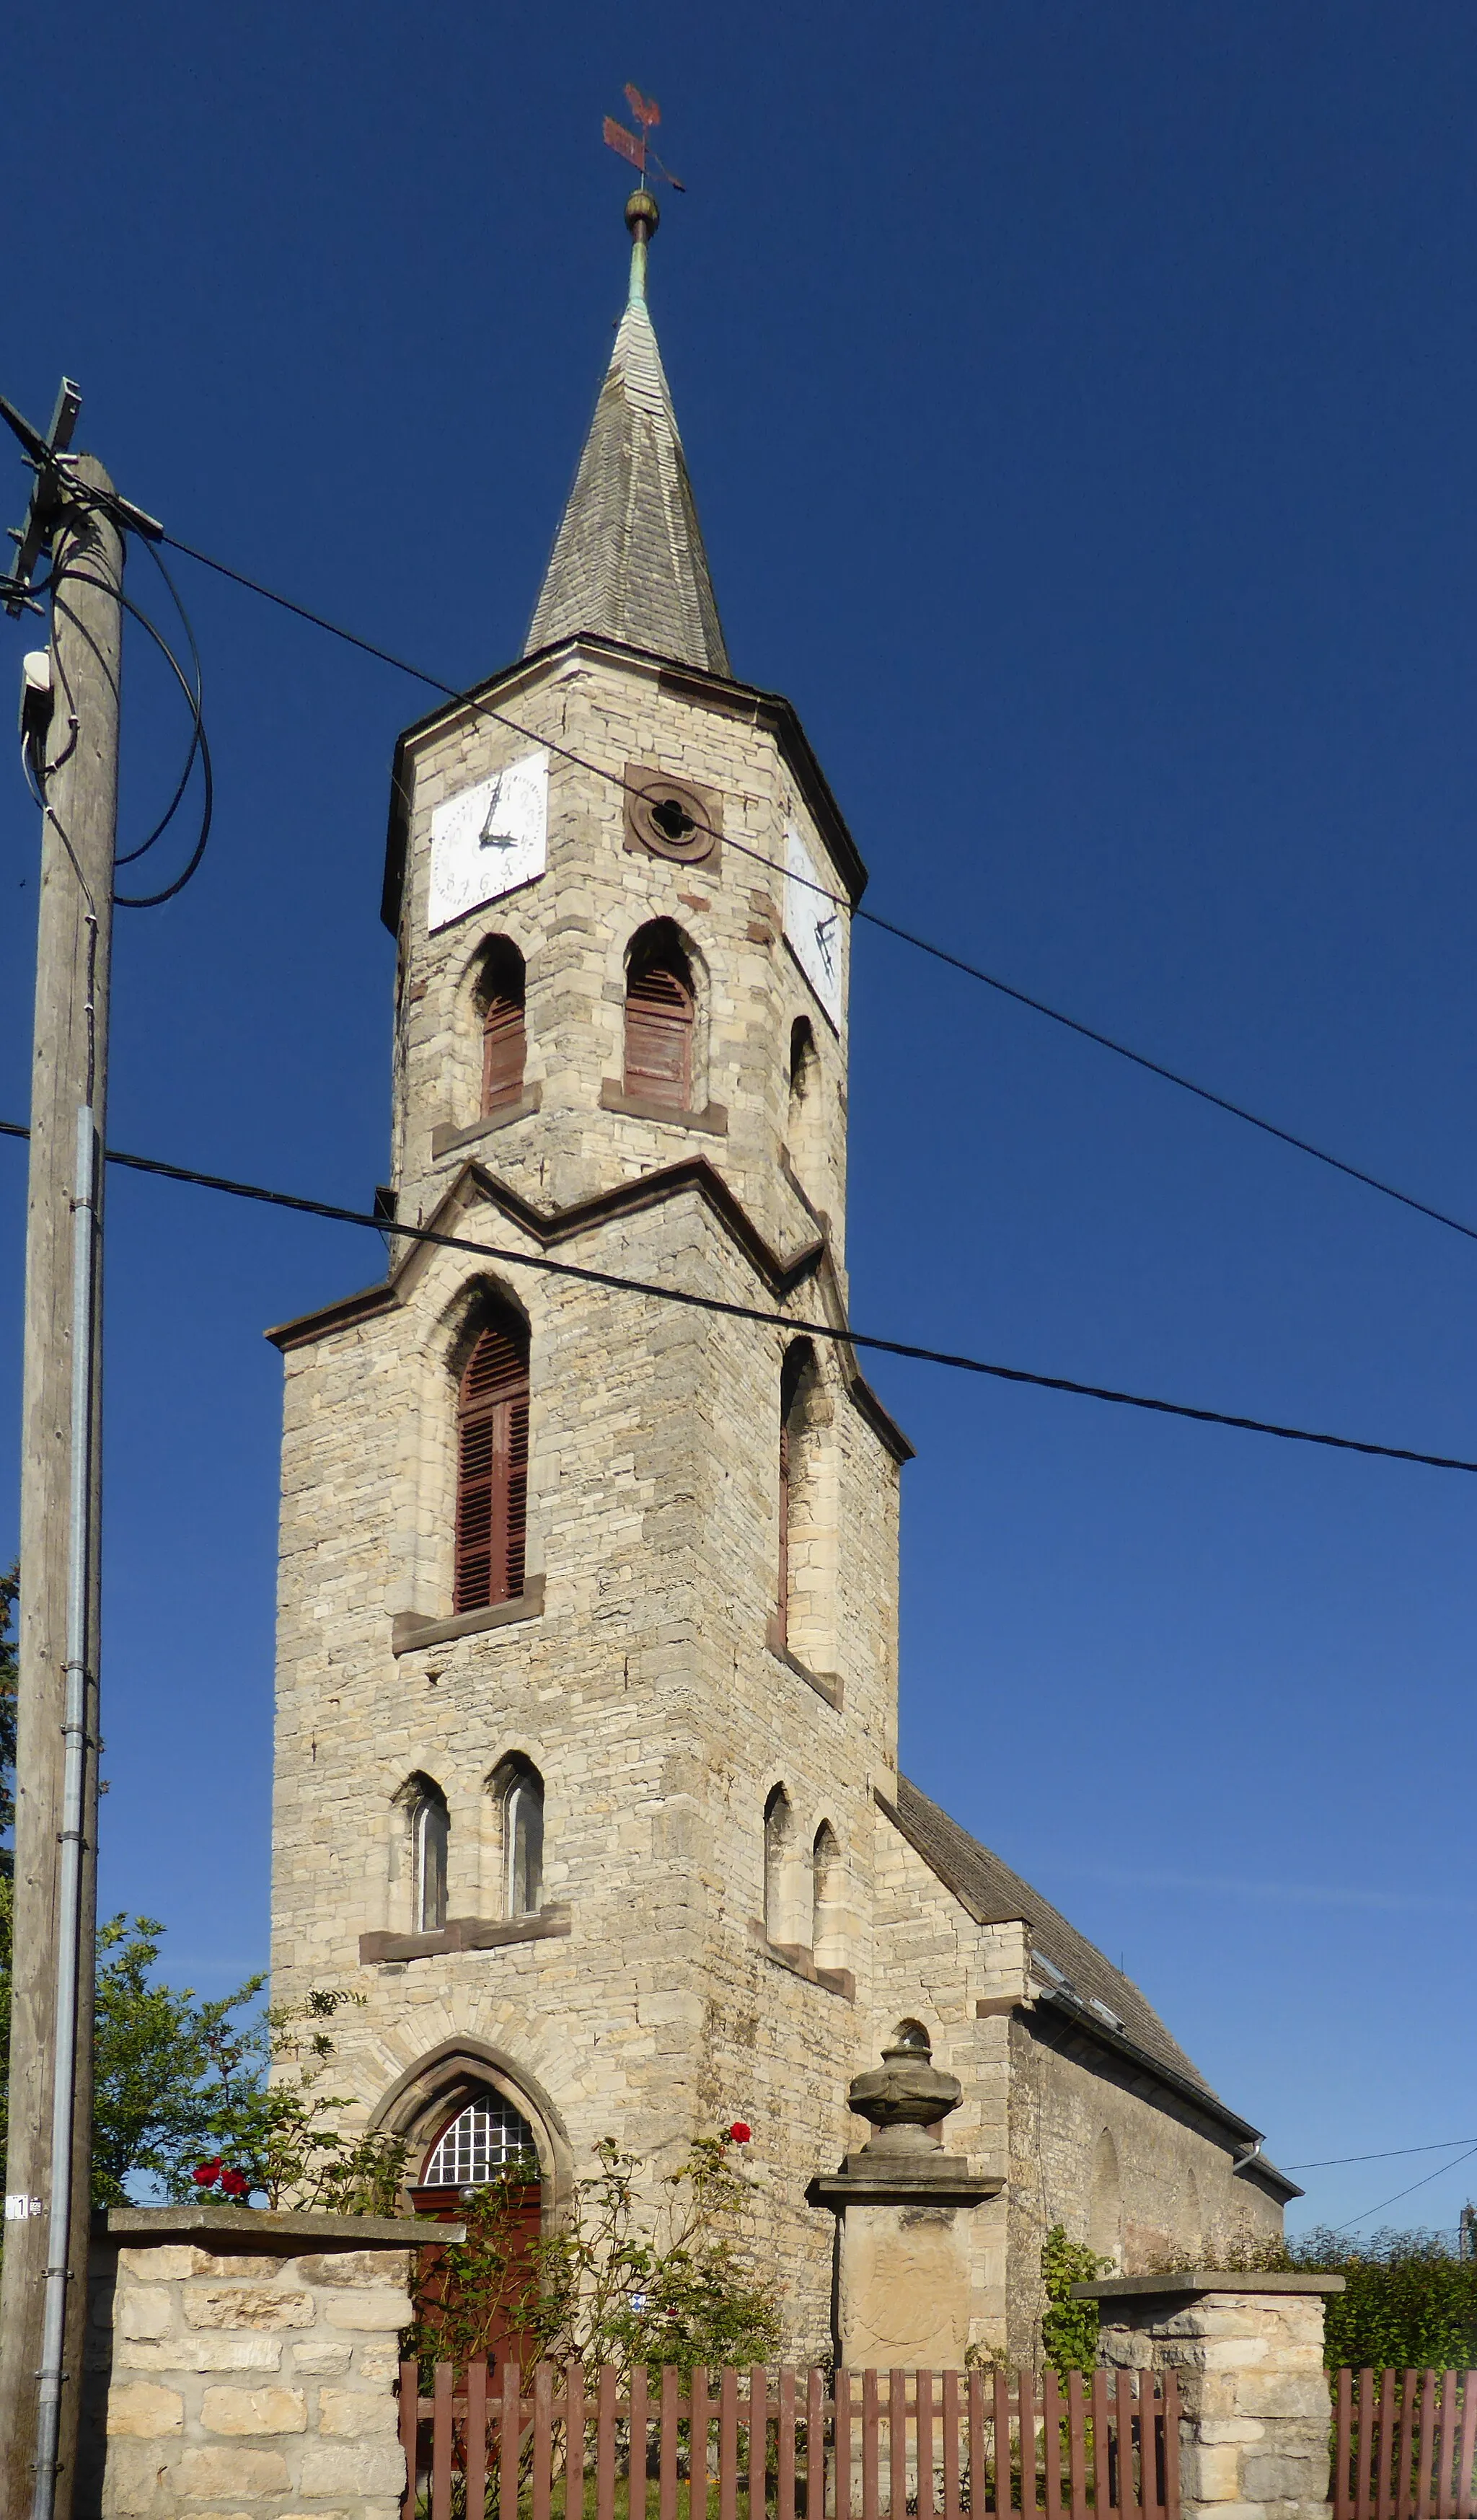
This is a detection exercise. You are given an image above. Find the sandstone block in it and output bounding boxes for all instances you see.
[121,2335,283,2373]
[1243,2449,1328,2500]
[298,2441,407,2495]
[1235,2371,1332,2420]
[318,2387,398,2436]
[291,2250,409,2286]
[356,2343,401,2381]
[106,2382,184,2438]
[178,2445,290,2496]
[324,2286,413,2330]
[118,2245,206,2281]
[185,2287,314,2330]
[100,2438,170,2515]
[119,2287,174,2340]
[201,2384,308,2435]
[289,2338,354,2373]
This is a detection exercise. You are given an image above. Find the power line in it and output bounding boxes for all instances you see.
[126,512,1477,1256]
[1283,2138,1477,2171]
[1,1114,1473,1475]
[1331,2140,1477,2236]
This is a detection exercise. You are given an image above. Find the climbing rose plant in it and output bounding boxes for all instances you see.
[411,2125,781,2382]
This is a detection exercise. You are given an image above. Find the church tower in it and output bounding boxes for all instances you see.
[268,185,912,2358]
[267,188,1290,2368]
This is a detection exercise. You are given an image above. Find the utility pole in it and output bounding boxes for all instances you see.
[0,417,122,2520]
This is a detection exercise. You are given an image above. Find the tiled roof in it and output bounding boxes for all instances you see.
[891,1776,1214,2094]
[526,289,729,675]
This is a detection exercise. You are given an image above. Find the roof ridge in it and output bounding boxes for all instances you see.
[890,1774,1214,2094]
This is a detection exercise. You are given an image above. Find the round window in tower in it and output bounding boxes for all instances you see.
[623,763,722,866]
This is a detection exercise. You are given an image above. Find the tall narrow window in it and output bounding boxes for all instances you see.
[413,1784,449,1934]
[478,940,526,1114]
[503,1763,544,1917]
[764,1784,793,1942]
[455,1313,530,1613]
[777,1341,837,1673]
[624,928,695,1111]
[787,1016,825,1188]
[812,1820,845,1968]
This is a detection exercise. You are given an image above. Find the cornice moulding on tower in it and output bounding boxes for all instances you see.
[380,634,868,935]
[262,1153,913,1463]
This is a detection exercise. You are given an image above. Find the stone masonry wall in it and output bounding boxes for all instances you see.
[1088,2278,1341,2520]
[1007,2019,1286,2366]
[80,2211,435,2520]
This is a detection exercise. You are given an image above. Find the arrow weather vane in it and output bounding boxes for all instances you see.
[603,84,686,192]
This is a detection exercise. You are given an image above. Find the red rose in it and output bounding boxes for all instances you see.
[219,2167,250,2199]
[728,2122,751,2144]
[191,2159,221,2188]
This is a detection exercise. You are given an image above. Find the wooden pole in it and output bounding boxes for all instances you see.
[0,460,120,2520]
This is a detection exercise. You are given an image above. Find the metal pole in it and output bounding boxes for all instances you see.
[0,461,120,2520]
[31,1107,100,2520]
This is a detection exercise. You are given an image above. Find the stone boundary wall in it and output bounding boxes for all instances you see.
[79,2204,458,2520]
[1074,2272,1346,2520]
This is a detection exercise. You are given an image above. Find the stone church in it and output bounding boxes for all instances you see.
[265,188,1295,2367]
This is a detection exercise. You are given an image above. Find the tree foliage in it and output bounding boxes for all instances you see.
[412,2130,782,2382]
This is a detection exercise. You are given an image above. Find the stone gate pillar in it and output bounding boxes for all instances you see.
[1072,2272,1346,2520]
[811,2035,1001,2367]
[78,2203,459,2520]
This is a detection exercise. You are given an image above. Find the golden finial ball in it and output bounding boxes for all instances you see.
[625,188,660,239]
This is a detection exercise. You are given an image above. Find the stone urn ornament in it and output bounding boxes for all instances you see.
[846,2029,963,2159]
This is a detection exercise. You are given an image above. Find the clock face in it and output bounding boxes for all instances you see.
[427,748,549,934]
[783,821,847,1030]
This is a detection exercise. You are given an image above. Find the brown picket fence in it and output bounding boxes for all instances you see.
[1333,2370,1477,2520]
[397,2362,1180,2520]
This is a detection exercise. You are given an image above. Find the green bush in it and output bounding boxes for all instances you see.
[1039,2225,1111,2379]
[1289,2230,1477,2374]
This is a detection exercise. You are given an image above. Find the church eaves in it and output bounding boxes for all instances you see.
[525,189,731,676]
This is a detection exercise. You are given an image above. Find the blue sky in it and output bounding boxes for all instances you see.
[3,1,1476,2242]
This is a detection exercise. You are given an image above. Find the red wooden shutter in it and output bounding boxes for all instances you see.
[624,960,692,1109]
[455,1323,530,1613]
[482,990,526,1113]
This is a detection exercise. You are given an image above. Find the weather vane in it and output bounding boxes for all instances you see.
[603,85,686,193]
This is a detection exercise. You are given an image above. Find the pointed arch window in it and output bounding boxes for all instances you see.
[624,929,694,1111]
[421,2089,539,2189]
[478,940,526,1114]
[500,1759,544,1918]
[812,1820,843,1965]
[455,1313,530,1614]
[412,1783,449,1934]
[764,1784,793,1942]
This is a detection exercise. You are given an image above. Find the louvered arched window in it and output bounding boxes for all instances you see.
[455,1314,530,1613]
[479,940,526,1114]
[624,931,694,1111]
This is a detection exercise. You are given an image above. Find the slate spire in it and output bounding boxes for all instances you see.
[525,189,731,675]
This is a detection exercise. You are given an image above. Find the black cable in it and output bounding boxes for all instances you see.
[50,562,213,907]
[113,545,204,867]
[1283,2139,1477,2172]
[147,524,1477,1253]
[0,1113,1472,1473]
[1330,2139,1477,2236]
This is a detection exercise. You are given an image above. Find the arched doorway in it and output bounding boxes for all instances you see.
[410,2083,544,2369]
